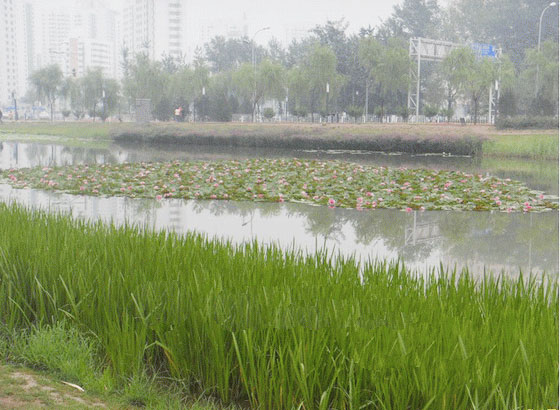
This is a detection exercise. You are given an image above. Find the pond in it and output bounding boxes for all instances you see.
[0,141,557,277]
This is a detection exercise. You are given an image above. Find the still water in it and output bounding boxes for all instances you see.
[0,141,558,277]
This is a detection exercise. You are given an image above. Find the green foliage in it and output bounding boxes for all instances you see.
[29,65,63,121]
[495,116,559,130]
[442,47,498,123]
[0,204,557,409]
[11,322,101,389]
[4,159,554,212]
[520,40,559,115]
[263,107,275,120]
[346,105,362,122]
[424,104,439,119]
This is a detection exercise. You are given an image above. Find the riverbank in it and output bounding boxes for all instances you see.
[1,121,557,159]
[0,203,557,409]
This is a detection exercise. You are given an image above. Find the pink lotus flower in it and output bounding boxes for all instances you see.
[328,198,336,206]
[405,207,412,213]
[156,195,163,200]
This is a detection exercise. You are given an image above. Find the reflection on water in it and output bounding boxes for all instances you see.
[0,184,557,278]
[0,141,558,278]
[1,140,558,194]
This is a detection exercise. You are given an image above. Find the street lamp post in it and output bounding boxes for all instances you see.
[11,91,18,121]
[535,2,557,97]
[249,27,270,122]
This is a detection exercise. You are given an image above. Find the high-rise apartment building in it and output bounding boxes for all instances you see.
[121,0,187,61]
[0,0,19,105]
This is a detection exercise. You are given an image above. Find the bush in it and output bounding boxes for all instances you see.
[346,105,362,122]
[495,116,559,129]
[424,105,439,120]
[263,107,275,121]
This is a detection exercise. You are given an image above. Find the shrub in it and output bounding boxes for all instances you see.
[263,107,275,121]
[495,116,559,130]
[424,105,439,121]
[346,105,363,122]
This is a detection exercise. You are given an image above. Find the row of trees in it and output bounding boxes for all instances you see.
[27,0,558,122]
[30,65,119,122]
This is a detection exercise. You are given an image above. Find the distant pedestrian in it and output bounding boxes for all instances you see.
[174,107,181,122]
[0,109,3,123]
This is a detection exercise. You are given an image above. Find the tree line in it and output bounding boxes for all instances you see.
[27,0,558,122]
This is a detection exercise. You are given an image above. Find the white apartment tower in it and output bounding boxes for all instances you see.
[0,0,19,105]
[122,0,187,61]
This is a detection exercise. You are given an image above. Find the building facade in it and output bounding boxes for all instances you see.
[121,0,187,61]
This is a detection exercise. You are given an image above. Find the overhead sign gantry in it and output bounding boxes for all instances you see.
[407,37,501,123]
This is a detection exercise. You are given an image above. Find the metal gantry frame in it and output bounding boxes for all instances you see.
[407,37,501,124]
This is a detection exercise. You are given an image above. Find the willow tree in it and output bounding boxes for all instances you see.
[30,65,63,122]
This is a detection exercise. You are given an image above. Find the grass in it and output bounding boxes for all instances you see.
[2,159,556,212]
[482,134,559,160]
[0,323,241,409]
[0,203,557,409]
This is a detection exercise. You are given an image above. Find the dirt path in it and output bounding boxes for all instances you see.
[0,364,112,409]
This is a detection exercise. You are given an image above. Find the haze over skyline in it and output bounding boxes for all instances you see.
[49,0,405,45]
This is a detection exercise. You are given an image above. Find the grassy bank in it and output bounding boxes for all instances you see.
[482,133,559,160]
[0,204,557,409]
[3,159,557,212]
[1,121,557,159]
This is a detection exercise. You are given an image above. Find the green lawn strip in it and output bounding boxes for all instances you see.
[0,122,114,139]
[0,203,557,409]
[483,133,559,160]
[2,158,557,212]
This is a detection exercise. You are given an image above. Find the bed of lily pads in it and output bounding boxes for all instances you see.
[2,159,557,212]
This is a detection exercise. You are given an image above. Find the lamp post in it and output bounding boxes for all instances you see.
[11,91,18,121]
[325,82,330,123]
[535,2,557,97]
[249,27,270,122]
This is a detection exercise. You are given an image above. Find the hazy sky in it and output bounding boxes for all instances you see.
[53,0,404,45]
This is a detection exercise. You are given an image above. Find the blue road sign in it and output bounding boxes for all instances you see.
[471,43,496,58]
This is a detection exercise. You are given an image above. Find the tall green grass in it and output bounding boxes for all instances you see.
[0,203,557,409]
[483,134,559,160]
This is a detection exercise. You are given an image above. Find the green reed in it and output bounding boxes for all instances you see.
[0,203,557,409]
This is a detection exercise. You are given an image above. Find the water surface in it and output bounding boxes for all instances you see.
[0,141,557,278]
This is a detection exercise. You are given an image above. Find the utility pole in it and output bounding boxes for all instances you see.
[11,91,18,121]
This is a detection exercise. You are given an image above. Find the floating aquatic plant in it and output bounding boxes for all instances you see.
[2,159,557,212]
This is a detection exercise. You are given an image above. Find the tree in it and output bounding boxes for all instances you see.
[442,47,498,124]
[30,65,63,121]
[375,39,410,120]
[441,47,468,121]
[449,0,558,69]
[81,68,104,121]
[122,54,170,121]
[520,40,559,115]
[346,105,362,122]
[424,104,439,121]
[204,36,257,73]
[263,107,275,121]
[233,59,286,121]
[302,44,342,122]
[358,35,383,119]
[380,0,442,39]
